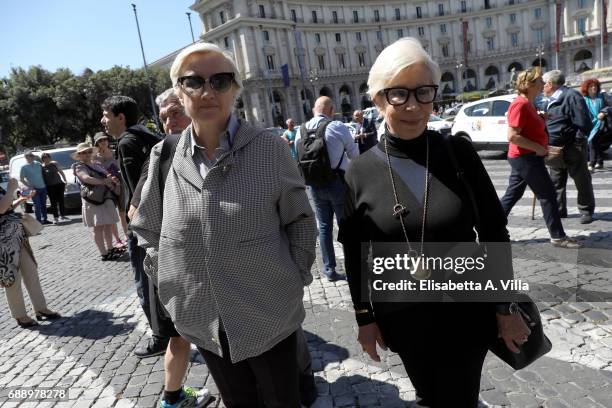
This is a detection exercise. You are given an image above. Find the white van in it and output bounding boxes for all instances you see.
[451,94,516,151]
[8,146,81,213]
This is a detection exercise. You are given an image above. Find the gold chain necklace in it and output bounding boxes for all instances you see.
[383,134,431,280]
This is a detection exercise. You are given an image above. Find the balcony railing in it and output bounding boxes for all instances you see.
[372,17,386,23]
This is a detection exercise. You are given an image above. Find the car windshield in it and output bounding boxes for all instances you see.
[45,150,76,170]
[429,115,442,122]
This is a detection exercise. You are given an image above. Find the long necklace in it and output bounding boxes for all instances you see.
[384,134,431,280]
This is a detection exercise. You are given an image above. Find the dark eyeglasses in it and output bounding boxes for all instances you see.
[176,72,235,95]
[380,85,439,106]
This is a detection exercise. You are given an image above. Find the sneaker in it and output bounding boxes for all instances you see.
[41,220,53,225]
[588,164,595,172]
[59,216,70,221]
[551,236,583,249]
[323,269,346,282]
[159,387,212,408]
[134,338,168,358]
[53,218,59,225]
[595,163,604,170]
[580,214,593,224]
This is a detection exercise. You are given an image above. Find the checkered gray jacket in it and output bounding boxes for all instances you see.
[131,120,317,363]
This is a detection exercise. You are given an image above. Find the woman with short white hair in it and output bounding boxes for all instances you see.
[339,38,529,407]
[131,42,316,407]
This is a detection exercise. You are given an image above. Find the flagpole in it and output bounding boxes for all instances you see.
[602,0,606,67]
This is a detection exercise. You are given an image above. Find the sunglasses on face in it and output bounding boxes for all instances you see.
[380,85,438,106]
[176,72,235,95]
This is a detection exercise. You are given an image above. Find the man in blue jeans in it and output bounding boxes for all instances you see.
[296,96,359,281]
[20,151,51,225]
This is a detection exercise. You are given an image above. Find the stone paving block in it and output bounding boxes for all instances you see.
[140,382,163,397]
[542,397,571,408]
[91,396,117,407]
[479,389,510,406]
[507,392,541,407]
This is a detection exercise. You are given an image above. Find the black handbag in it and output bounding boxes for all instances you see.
[444,134,552,370]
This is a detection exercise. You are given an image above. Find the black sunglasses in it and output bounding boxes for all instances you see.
[176,72,235,94]
[380,85,438,106]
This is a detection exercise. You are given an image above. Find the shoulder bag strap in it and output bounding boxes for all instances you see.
[159,133,181,201]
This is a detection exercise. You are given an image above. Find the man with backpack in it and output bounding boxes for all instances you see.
[296,96,359,281]
[100,96,170,358]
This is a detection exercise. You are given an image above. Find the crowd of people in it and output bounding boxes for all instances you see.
[1,35,608,408]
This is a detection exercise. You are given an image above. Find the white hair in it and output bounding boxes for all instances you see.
[155,88,179,108]
[169,42,243,91]
[367,37,441,100]
[542,70,565,86]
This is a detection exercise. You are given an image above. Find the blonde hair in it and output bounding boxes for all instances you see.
[367,37,441,100]
[169,42,243,92]
[515,67,542,94]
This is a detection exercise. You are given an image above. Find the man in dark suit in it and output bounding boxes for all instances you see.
[351,110,378,154]
[542,70,595,224]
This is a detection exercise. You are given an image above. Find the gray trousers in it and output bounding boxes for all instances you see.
[548,142,595,216]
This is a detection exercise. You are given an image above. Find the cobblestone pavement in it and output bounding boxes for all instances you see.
[0,154,610,407]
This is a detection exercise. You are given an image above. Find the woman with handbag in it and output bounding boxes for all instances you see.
[499,68,582,248]
[582,78,608,171]
[1,178,61,328]
[41,152,69,225]
[72,143,122,261]
[338,38,532,407]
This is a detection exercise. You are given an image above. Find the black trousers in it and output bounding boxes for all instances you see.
[377,304,497,408]
[548,142,595,216]
[589,134,605,166]
[127,232,173,343]
[198,331,300,408]
[500,154,565,239]
[47,183,66,218]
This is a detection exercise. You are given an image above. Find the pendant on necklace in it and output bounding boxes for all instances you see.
[407,249,431,280]
[392,204,408,219]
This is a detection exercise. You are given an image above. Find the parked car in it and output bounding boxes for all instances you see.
[0,169,8,191]
[427,114,452,135]
[8,145,81,213]
[443,104,463,117]
[451,95,516,151]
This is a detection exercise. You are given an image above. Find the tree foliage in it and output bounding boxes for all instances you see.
[0,65,171,155]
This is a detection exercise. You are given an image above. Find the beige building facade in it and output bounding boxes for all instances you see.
[151,0,611,127]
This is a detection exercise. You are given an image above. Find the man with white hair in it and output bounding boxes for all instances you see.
[542,70,595,224]
[296,96,359,281]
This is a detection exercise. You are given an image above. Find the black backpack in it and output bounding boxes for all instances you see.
[296,120,344,187]
[158,133,181,200]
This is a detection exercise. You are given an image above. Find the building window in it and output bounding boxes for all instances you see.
[535,28,544,43]
[318,55,325,70]
[356,32,362,42]
[266,55,275,70]
[374,10,380,22]
[338,54,346,68]
[510,13,516,24]
[353,10,359,23]
[397,29,404,38]
[395,8,401,20]
[577,17,586,33]
[578,0,586,8]
[486,17,492,27]
[358,52,366,67]
[467,40,471,52]
[461,1,467,12]
[219,11,226,24]
[442,43,449,57]
[376,30,383,42]
[335,33,341,42]
[438,4,444,16]
[312,10,318,23]
[440,24,447,33]
[508,0,515,4]
[484,0,491,9]
[511,33,519,47]
[263,30,269,42]
[534,8,541,19]
[291,9,297,22]
[259,5,265,18]
[486,38,495,50]
[224,37,230,48]
[332,11,338,23]
[418,26,425,37]
[416,6,422,18]
[315,33,321,43]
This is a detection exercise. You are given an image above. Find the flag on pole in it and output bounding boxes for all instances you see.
[555,1,562,53]
[281,64,290,87]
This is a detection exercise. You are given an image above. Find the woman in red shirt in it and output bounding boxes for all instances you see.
[500,68,582,248]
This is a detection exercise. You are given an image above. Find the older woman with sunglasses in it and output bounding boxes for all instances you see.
[338,38,528,407]
[131,42,316,407]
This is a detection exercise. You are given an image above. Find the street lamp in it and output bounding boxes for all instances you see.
[186,12,196,44]
[455,61,464,97]
[308,68,319,101]
[535,43,545,69]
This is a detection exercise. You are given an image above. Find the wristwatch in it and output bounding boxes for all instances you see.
[496,302,519,316]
